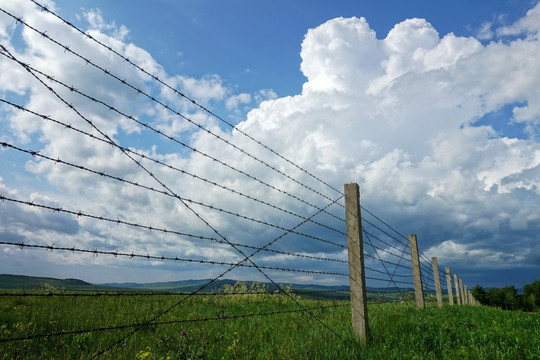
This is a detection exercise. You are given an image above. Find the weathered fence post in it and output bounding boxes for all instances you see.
[344,183,369,343]
[454,273,461,305]
[464,284,468,305]
[459,279,465,305]
[445,266,454,305]
[431,257,443,307]
[408,234,425,309]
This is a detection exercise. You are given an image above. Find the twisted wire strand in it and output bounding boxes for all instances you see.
[0,194,347,265]
[0,143,345,249]
[0,241,349,277]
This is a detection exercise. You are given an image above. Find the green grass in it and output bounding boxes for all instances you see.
[0,290,539,359]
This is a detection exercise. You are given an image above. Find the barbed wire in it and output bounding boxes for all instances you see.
[0,192,347,264]
[361,230,412,264]
[0,47,346,243]
[0,142,345,249]
[361,213,447,304]
[0,51,344,228]
[0,241,348,277]
[1,184,350,356]
[360,206,409,247]
[361,218,411,255]
[3,6,437,278]
[0,80,345,236]
[0,302,349,344]
[0,288,351,297]
[0,28,349,355]
[365,276,414,286]
[361,205,449,281]
[362,215,447,291]
[0,6,344,214]
[2,4,450,283]
[364,265,411,279]
[1,3,453,283]
[28,0,345,199]
[363,252,411,271]
[363,230,412,301]
[90,193,346,358]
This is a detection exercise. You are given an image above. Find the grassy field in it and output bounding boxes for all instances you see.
[1,287,539,359]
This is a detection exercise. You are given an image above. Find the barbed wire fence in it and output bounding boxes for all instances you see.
[0,1,477,358]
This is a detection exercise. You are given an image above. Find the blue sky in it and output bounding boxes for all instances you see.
[1,0,539,290]
[42,1,537,102]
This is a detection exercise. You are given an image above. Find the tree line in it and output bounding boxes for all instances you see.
[472,280,540,312]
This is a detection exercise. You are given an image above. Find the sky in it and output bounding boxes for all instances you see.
[0,0,539,290]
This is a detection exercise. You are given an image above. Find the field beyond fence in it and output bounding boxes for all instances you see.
[1,288,539,359]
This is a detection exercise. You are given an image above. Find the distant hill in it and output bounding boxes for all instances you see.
[99,278,350,293]
[99,278,239,292]
[0,274,351,298]
[0,274,417,301]
[0,274,97,290]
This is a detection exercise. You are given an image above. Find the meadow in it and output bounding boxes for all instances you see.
[1,284,539,359]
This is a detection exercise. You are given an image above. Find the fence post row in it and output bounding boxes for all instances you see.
[445,266,454,305]
[431,257,443,308]
[344,182,479,343]
[408,234,425,309]
[344,183,369,343]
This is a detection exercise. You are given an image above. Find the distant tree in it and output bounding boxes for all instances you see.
[501,286,518,310]
[474,281,539,312]
[485,287,503,307]
[472,285,486,305]
[523,280,540,308]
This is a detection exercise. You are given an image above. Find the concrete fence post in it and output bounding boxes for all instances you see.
[454,274,461,305]
[408,234,425,309]
[459,279,465,305]
[464,284,468,305]
[344,183,369,343]
[445,266,454,305]
[431,257,443,308]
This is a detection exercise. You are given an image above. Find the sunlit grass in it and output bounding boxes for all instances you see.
[1,285,539,359]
